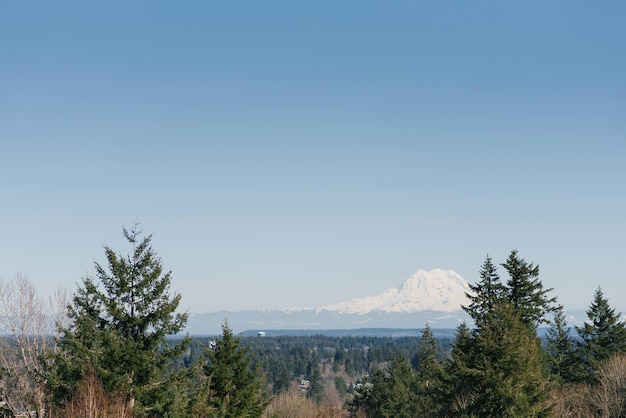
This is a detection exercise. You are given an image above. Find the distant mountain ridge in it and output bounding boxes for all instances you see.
[185,269,473,334]
[184,268,606,335]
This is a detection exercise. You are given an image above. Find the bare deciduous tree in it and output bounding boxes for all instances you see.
[0,274,68,417]
[551,354,626,418]
[591,353,626,417]
[57,368,132,418]
[550,383,593,418]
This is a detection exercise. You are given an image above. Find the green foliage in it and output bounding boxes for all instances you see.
[501,250,558,328]
[269,362,291,394]
[334,376,348,396]
[463,255,506,326]
[203,322,270,417]
[465,251,558,329]
[348,326,449,417]
[449,251,557,417]
[448,303,552,417]
[441,323,482,417]
[576,287,626,383]
[477,303,552,416]
[545,306,584,384]
[413,325,446,416]
[415,325,441,377]
[350,355,416,418]
[307,363,324,404]
[47,226,189,417]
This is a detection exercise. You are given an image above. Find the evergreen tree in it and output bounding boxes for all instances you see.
[334,376,348,397]
[203,322,269,417]
[545,306,583,384]
[469,302,552,417]
[576,287,626,382]
[463,255,506,326]
[452,253,554,416]
[501,250,558,327]
[270,362,291,394]
[307,363,324,404]
[452,252,555,415]
[413,325,445,417]
[414,326,443,382]
[47,226,189,416]
[350,355,415,418]
[441,323,482,416]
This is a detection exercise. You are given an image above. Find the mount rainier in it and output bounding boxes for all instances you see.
[320,269,471,314]
[186,269,473,335]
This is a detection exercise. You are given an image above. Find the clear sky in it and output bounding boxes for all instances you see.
[1,1,625,314]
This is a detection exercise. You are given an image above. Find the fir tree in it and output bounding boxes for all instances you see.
[414,325,443,383]
[307,363,325,404]
[203,322,269,417]
[350,355,415,418]
[453,251,556,417]
[545,306,583,384]
[501,250,558,327]
[47,226,189,416]
[463,255,506,326]
[576,287,626,382]
[442,323,482,416]
[413,325,445,417]
[469,302,552,417]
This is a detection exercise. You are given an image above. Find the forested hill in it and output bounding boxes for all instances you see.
[177,332,457,400]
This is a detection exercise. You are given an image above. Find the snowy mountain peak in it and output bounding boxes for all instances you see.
[319,269,470,315]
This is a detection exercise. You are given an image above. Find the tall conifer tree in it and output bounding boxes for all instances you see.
[203,322,269,417]
[576,287,626,382]
[469,303,552,416]
[307,363,325,404]
[501,250,558,327]
[454,252,555,416]
[413,325,445,417]
[48,226,189,416]
[464,255,506,326]
[442,323,482,416]
[350,355,415,418]
[545,306,583,383]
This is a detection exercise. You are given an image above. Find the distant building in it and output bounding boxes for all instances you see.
[257,331,266,337]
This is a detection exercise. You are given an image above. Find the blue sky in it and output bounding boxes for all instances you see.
[1,1,625,313]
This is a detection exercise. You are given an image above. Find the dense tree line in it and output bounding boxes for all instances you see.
[1,229,625,417]
[348,251,626,417]
[185,333,454,397]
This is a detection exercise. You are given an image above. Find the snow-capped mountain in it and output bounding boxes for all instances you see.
[319,269,471,314]
[185,269,473,334]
